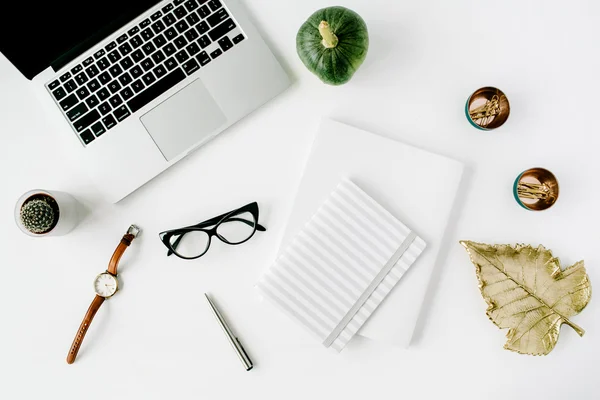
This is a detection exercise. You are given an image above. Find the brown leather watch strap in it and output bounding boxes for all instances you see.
[107,233,136,275]
[66,295,105,364]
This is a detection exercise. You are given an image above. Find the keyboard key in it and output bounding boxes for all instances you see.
[99,72,112,85]
[140,18,151,28]
[185,0,199,12]
[152,20,166,34]
[186,12,200,25]
[97,88,110,101]
[197,5,210,19]
[109,94,123,107]
[91,121,106,137]
[175,0,186,4]
[73,109,101,132]
[130,65,144,79]
[131,79,145,93]
[232,34,244,44]
[218,36,233,52]
[71,65,83,74]
[94,49,106,59]
[117,33,128,43]
[175,49,189,63]
[49,80,60,90]
[197,35,211,48]
[109,64,123,78]
[87,78,100,92]
[86,64,100,78]
[120,86,134,101]
[60,93,79,110]
[141,27,155,41]
[130,35,143,49]
[174,36,188,49]
[97,57,110,70]
[118,72,132,86]
[210,48,222,59]
[60,72,72,82]
[163,43,177,56]
[208,19,235,41]
[75,72,89,85]
[151,10,163,21]
[152,50,166,64]
[165,57,178,71]
[76,86,90,100]
[162,3,174,13]
[113,105,131,122]
[120,56,134,70]
[80,129,95,144]
[85,94,99,108]
[186,42,200,56]
[67,102,88,121]
[108,50,121,63]
[52,87,67,101]
[174,6,187,19]
[98,102,112,115]
[64,79,78,93]
[131,49,145,63]
[196,51,211,66]
[196,21,209,35]
[175,20,189,33]
[128,26,140,36]
[185,28,199,41]
[207,0,221,11]
[164,27,178,40]
[153,33,167,48]
[105,41,117,51]
[103,115,117,130]
[207,8,228,27]
[182,58,199,75]
[163,13,177,27]
[128,68,186,113]
[83,57,94,66]
[153,64,167,78]
[142,71,156,85]
[141,58,155,71]
[142,42,156,56]
[108,80,122,94]
[118,42,133,55]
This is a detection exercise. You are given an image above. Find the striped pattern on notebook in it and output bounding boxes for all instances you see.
[257,179,426,351]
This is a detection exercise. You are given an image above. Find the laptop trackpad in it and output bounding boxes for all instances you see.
[140,79,227,161]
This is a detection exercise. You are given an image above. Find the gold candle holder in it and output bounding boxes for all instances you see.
[466,87,510,130]
[513,168,559,211]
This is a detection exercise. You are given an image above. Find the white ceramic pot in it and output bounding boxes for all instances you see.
[15,189,81,237]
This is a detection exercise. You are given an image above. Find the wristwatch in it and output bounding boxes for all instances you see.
[66,225,141,364]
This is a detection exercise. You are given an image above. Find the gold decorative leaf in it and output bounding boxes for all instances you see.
[460,241,592,355]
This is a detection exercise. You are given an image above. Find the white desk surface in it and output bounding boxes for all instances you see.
[1,1,599,399]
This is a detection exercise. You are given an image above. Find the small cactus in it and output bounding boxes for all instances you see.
[20,197,57,234]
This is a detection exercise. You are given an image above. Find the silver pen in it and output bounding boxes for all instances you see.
[204,293,253,371]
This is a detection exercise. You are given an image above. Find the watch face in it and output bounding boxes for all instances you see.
[94,273,118,298]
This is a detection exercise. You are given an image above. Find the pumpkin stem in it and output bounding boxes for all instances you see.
[318,21,338,48]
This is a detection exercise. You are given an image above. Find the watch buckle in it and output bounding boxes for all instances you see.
[127,224,141,238]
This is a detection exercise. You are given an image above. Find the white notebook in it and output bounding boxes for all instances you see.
[275,119,464,348]
[257,180,426,351]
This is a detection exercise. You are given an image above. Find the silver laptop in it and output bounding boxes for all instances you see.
[0,0,290,202]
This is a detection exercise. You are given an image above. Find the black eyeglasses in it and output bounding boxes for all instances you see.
[159,202,266,260]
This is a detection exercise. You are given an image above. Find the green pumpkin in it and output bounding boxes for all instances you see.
[296,6,369,85]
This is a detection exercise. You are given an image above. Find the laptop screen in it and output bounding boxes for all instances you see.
[0,1,160,80]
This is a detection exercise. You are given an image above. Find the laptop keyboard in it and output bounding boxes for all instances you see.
[46,0,245,146]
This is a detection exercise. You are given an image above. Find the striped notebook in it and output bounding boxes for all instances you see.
[257,180,426,351]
